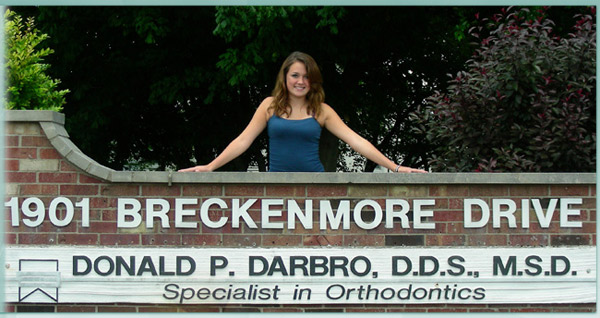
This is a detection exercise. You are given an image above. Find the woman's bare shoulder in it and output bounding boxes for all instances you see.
[320,102,334,112]
[262,96,275,104]
[316,102,335,125]
[259,96,275,119]
[321,102,340,118]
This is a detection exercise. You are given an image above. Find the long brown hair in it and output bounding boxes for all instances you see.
[270,51,325,118]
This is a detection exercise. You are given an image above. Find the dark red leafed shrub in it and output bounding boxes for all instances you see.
[411,7,596,172]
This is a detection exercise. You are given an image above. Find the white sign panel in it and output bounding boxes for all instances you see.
[5,246,596,304]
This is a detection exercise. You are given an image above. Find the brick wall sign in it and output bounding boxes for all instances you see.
[3,110,597,313]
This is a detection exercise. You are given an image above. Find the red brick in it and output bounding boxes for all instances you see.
[510,308,551,312]
[138,307,178,312]
[18,233,57,244]
[222,234,261,247]
[388,309,427,312]
[201,222,242,234]
[550,234,591,246]
[405,222,446,234]
[420,198,445,211]
[303,235,343,246]
[5,136,19,147]
[101,185,140,196]
[448,199,463,210]
[178,306,221,312]
[5,160,19,171]
[5,233,16,244]
[100,234,140,245]
[79,221,117,233]
[9,222,38,234]
[60,185,99,196]
[86,209,104,222]
[509,185,549,196]
[347,308,386,312]
[223,308,260,312]
[20,184,58,196]
[142,185,181,196]
[550,185,590,196]
[182,185,223,197]
[426,235,465,246]
[182,234,222,246]
[580,222,596,234]
[141,234,181,246]
[469,185,508,196]
[579,198,595,209]
[343,234,385,246]
[262,234,302,246]
[225,185,265,197]
[244,198,261,210]
[58,234,98,245]
[429,185,469,197]
[79,174,105,184]
[57,306,96,312]
[263,308,303,312]
[428,309,468,312]
[467,235,508,246]
[38,220,77,233]
[509,222,560,234]
[266,185,306,197]
[101,210,118,221]
[40,148,63,159]
[60,161,78,172]
[98,306,136,312]
[468,309,500,313]
[508,234,549,247]
[39,172,77,183]
[553,308,595,312]
[348,185,388,197]
[445,222,465,234]
[5,147,37,159]
[433,210,463,221]
[90,197,112,209]
[307,185,347,197]
[21,136,51,147]
[577,209,590,221]
[6,172,36,183]
[370,222,409,235]
[153,222,198,234]
[403,304,439,309]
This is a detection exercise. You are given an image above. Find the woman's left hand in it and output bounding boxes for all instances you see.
[395,166,428,173]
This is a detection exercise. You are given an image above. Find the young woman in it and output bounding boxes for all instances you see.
[179,51,426,173]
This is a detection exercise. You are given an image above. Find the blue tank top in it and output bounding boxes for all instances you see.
[267,115,325,172]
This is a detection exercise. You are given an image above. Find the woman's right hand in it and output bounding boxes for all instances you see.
[178,165,213,172]
[177,98,271,174]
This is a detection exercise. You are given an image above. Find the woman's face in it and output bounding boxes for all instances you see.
[286,61,310,99]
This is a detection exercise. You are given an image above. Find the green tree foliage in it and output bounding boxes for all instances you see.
[14,6,472,171]
[5,9,68,111]
[211,6,478,172]
[18,7,228,171]
[12,6,590,172]
[411,7,596,172]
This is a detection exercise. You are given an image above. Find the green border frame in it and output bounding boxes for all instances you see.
[0,1,597,317]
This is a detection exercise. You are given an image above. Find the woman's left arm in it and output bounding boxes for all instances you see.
[321,104,427,173]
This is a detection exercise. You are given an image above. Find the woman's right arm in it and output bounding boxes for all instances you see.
[178,98,272,172]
